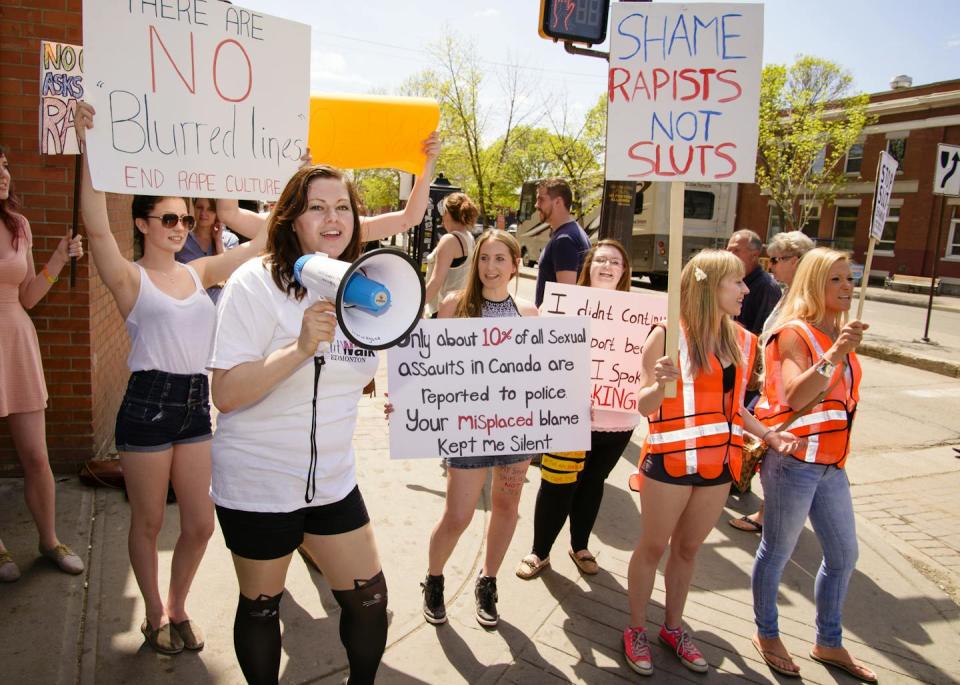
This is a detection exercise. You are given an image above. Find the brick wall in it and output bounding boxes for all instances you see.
[1,0,131,472]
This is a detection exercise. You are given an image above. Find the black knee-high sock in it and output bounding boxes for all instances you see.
[234,591,283,685]
[331,571,388,685]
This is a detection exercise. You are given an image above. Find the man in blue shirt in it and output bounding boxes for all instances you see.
[534,178,591,306]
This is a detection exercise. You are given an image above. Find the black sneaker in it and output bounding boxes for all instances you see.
[420,574,447,625]
[475,575,499,627]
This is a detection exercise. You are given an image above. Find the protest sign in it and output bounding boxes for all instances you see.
[81,1,309,200]
[606,3,764,182]
[542,283,665,414]
[40,41,84,155]
[870,150,899,241]
[387,317,592,460]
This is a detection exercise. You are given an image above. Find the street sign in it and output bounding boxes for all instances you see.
[934,143,960,196]
[869,150,898,241]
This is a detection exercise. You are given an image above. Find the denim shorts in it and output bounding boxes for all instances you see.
[114,370,212,453]
[216,485,371,560]
[445,453,532,470]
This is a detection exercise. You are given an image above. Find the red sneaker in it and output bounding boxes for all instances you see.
[658,625,708,673]
[623,626,653,676]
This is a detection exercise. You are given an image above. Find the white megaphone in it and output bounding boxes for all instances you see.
[292,247,425,351]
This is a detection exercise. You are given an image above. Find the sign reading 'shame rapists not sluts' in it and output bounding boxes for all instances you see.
[82,1,309,200]
[605,3,764,183]
[542,283,666,414]
[387,318,592,459]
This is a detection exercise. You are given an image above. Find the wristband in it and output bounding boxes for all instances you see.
[760,429,775,443]
[42,265,59,285]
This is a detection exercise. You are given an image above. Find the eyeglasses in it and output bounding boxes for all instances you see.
[147,213,196,230]
[592,256,623,267]
[769,255,796,265]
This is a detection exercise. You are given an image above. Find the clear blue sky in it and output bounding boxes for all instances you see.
[243,0,959,122]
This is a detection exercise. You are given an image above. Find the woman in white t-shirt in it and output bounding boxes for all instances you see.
[209,139,438,685]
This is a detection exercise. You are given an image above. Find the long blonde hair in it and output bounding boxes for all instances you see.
[771,247,849,332]
[453,230,520,319]
[680,250,745,375]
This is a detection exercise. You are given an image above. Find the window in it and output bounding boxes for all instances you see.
[767,206,782,237]
[876,206,900,252]
[845,143,864,175]
[833,205,859,252]
[683,190,714,220]
[887,137,907,168]
[812,147,826,174]
[947,218,960,258]
[801,205,821,239]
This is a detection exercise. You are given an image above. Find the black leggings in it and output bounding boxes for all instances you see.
[233,572,388,685]
[532,430,633,559]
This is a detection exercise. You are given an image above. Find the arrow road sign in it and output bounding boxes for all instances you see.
[934,143,960,196]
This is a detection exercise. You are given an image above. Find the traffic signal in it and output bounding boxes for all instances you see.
[538,0,611,45]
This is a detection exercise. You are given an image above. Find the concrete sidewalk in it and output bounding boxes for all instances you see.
[3,357,959,684]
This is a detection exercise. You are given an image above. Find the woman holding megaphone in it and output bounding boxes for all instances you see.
[75,101,270,655]
[207,134,438,685]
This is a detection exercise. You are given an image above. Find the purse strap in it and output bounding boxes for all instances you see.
[772,358,848,433]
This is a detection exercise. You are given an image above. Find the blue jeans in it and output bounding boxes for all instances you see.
[752,449,858,648]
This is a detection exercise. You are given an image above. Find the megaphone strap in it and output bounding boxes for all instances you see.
[305,355,326,504]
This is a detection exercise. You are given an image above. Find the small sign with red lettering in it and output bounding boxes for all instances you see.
[606,3,763,183]
[39,41,84,155]
[81,1,309,200]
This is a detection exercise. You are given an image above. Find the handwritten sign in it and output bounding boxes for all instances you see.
[870,150,899,240]
[542,283,666,414]
[40,41,84,155]
[81,1,309,200]
[606,3,763,182]
[387,317,592,459]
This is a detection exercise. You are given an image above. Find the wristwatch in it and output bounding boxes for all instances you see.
[815,358,836,379]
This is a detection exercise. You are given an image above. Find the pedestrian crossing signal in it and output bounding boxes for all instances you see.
[538,0,611,46]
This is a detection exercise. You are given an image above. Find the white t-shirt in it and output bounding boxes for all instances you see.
[208,257,378,512]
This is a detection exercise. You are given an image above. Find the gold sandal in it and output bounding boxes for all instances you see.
[140,619,184,655]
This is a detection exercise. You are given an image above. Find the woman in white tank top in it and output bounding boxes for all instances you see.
[76,103,270,655]
[423,192,477,317]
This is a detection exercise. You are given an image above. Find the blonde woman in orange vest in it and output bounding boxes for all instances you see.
[750,247,875,682]
[623,250,802,676]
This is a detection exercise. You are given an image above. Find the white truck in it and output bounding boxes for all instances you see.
[517,181,738,288]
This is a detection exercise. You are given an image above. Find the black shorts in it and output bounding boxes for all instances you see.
[216,485,371,561]
[640,453,732,487]
[115,370,212,453]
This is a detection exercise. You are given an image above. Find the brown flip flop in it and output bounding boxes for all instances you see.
[809,650,878,683]
[751,635,800,678]
[729,515,763,533]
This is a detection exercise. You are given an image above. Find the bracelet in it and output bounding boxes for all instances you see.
[41,265,59,285]
[760,429,775,443]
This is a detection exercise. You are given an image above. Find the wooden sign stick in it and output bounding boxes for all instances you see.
[856,236,876,320]
[663,181,685,398]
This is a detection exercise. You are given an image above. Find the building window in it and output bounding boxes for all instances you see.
[887,137,907,169]
[876,206,900,252]
[845,143,864,175]
[812,147,826,174]
[833,205,859,252]
[801,205,821,239]
[767,206,782,237]
[947,218,960,258]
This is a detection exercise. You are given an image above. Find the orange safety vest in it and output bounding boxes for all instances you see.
[755,320,861,468]
[640,324,757,480]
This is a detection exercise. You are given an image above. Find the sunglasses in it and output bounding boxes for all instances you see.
[768,255,796,265]
[147,213,195,230]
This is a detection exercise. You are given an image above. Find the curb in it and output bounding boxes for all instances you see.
[857,289,960,314]
[858,341,960,379]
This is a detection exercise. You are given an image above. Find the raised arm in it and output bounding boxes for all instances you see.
[214,199,269,239]
[189,221,268,289]
[75,101,140,316]
[360,132,440,243]
[18,226,83,310]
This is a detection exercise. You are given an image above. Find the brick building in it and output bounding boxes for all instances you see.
[735,77,960,291]
[1,1,131,472]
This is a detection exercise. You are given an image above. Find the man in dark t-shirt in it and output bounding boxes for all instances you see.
[534,178,591,306]
[727,229,782,335]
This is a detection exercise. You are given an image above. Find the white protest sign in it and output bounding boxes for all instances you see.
[40,41,84,155]
[387,317,592,460]
[870,150,898,240]
[606,3,764,182]
[542,283,666,414]
[82,1,309,200]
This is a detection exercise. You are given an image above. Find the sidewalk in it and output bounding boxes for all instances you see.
[2,358,959,684]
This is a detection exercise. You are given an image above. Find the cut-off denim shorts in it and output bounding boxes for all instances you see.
[445,454,532,470]
[114,370,212,453]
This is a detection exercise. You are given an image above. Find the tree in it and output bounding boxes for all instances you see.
[755,56,872,233]
[352,168,400,215]
[543,93,606,219]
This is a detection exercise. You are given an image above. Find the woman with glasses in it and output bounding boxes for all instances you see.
[730,231,814,535]
[76,102,269,655]
[516,240,639,580]
[423,192,477,317]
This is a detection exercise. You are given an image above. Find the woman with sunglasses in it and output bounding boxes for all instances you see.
[76,102,269,655]
[1,146,85,582]
[423,192,477,317]
[729,230,814,536]
[516,239,639,580]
